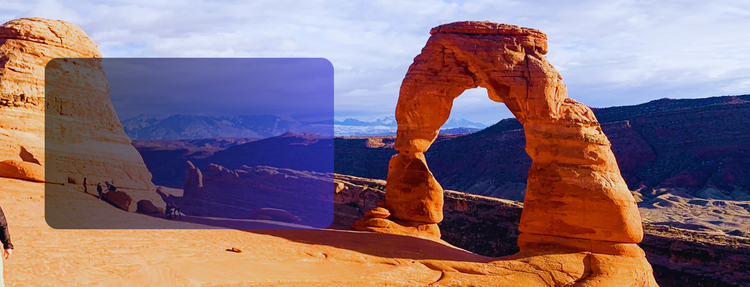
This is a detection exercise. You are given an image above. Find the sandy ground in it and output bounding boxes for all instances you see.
[0,177,493,287]
[637,189,750,236]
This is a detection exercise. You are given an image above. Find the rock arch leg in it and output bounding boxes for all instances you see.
[351,35,479,238]
[352,74,470,238]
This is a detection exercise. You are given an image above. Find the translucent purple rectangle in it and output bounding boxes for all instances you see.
[45,58,334,230]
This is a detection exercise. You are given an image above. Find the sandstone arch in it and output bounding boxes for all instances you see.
[354,21,657,286]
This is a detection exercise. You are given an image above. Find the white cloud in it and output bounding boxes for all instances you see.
[2,0,749,125]
[25,0,82,24]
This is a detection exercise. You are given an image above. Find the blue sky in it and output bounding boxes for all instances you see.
[3,0,750,125]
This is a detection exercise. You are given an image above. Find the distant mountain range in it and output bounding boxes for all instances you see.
[334,116,486,128]
[122,114,487,139]
[333,116,487,136]
[122,114,333,140]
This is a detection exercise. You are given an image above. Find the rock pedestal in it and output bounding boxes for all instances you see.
[353,21,657,286]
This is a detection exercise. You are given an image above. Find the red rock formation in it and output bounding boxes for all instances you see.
[0,18,161,212]
[353,21,657,286]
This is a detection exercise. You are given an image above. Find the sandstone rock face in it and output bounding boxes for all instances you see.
[0,18,161,212]
[365,206,390,218]
[353,21,656,286]
[0,159,45,182]
[385,152,444,224]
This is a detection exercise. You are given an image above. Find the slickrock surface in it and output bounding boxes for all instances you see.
[0,18,161,212]
[0,178,456,287]
[353,21,657,286]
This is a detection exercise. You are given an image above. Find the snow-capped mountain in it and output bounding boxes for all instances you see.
[333,116,487,136]
[121,114,161,131]
[442,118,487,129]
[335,116,485,128]
[121,115,487,139]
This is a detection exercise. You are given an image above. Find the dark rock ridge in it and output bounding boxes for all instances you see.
[132,138,260,187]
[133,133,333,188]
[334,95,750,200]
[181,162,334,228]
[332,135,460,182]
[439,127,481,135]
[333,174,750,287]
[202,132,333,172]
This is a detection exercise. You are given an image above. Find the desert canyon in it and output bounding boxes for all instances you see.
[0,17,748,286]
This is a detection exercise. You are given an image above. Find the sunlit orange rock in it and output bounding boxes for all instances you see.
[353,21,657,286]
[0,159,45,182]
[0,18,161,211]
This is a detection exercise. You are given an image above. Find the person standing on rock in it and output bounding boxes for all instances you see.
[104,181,114,193]
[83,177,88,194]
[108,181,117,193]
[165,202,174,220]
[0,205,14,287]
[97,183,103,200]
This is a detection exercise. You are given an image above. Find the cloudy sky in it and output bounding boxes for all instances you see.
[3,0,749,124]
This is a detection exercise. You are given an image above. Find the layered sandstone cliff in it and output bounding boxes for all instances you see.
[0,18,160,213]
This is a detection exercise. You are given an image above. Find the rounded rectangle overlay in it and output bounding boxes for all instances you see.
[44,58,334,230]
